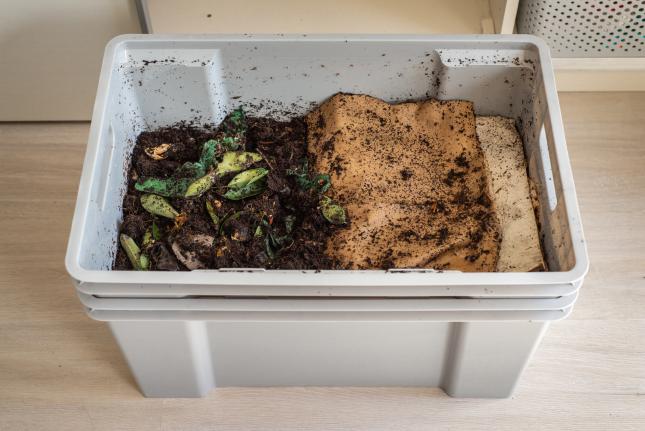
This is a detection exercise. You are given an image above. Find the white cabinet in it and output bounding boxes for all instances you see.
[0,0,140,121]
[145,0,517,35]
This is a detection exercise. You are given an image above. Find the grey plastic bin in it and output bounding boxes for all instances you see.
[66,34,588,398]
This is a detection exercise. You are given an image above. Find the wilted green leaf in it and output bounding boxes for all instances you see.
[320,196,347,225]
[135,177,193,198]
[185,174,214,198]
[311,173,331,193]
[176,161,207,179]
[227,167,269,189]
[284,215,296,234]
[264,235,276,259]
[140,194,179,219]
[219,107,247,138]
[223,179,267,200]
[214,151,263,177]
[218,210,242,236]
[119,233,147,271]
[286,160,331,193]
[134,109,251,199]
[219,136,242,152]
[143,220,162,248]
[254,225,263,237]
[223,168,268,201]
[263,230,293,259]
[204,136,243,158]
[228,107,246,134]
[205,200,219,229]
[142,227,154,248]
[152,220,162,241]
[199,139,219,169]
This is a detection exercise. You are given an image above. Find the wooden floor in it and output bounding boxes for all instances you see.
[0,93,644,430]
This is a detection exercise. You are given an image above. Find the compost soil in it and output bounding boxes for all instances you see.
[114,116,339,271]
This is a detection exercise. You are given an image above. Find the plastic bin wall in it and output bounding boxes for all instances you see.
[109,319,549,398]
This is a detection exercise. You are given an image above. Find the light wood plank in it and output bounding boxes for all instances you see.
[1,92,644,430]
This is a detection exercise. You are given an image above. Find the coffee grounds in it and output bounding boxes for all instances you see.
[114,117,339,271]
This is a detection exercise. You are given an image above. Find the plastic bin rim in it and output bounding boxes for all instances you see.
[103,32,553,46]
[66,262,589,287]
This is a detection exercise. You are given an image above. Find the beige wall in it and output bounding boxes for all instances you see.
[0,0,140,121]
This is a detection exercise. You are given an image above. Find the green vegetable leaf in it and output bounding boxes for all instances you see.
[140,194,179,219]
[320,196,347,225]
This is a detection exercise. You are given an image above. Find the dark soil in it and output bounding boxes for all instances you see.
[114,116,340,271]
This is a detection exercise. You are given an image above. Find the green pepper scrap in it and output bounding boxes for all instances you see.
[185,174,214,198]
[223,168,269,200]
[205,200,220,229]
[142,220,162,248]
[139,254,150,270]
[215,151,263,176]
[140,194,179,219]
[119,233,149,271]
[320,196,347,225]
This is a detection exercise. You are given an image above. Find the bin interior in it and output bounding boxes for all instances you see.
[78,36,577,274]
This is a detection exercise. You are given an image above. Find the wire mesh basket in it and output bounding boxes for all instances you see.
[517,0,645,57]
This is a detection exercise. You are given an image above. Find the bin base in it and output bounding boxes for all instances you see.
[109,320,548,398]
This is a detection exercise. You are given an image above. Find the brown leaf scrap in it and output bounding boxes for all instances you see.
[144,143,172,160]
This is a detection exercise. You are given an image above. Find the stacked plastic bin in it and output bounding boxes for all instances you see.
[66,35,588,398]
